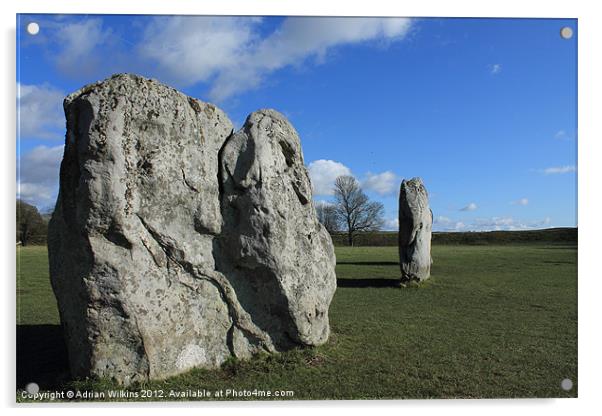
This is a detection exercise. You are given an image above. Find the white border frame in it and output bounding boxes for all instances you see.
[2,1,600,415]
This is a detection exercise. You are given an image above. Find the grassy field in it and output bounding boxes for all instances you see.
[16,243,577,401]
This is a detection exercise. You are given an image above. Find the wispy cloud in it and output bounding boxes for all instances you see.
[512,198,529,206]
[554,129,572,140]
[489,63,502,75]
[383,217,399,231]
[54,18,114,78]
[31,16,414,102]
[17,144,64,207]
[434,215,466,231]
[314,199,335,208]
[362,171,400,196]
[434,215,552,232]
[541,165,576,175]
[138,17,261,92]
[460,202,478,211]
[17,83,65,139]
[139,16,413,101]
[471,216,551,231]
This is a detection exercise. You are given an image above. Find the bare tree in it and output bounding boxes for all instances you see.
[333,175,384,246]
[315,201,339,234]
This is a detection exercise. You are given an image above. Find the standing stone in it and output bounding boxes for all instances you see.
[48,74,336,384]
[218,109,336,353]
[398,177,432,282]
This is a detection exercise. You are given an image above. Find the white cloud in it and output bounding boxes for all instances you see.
[17,145,64,207]
[36,16,413,101]
[512,198,529,206]
[554,130,571,140]
[470,216,552,231]
[17,83,65,139]
[314,199,335,208]
[474,216,514,229]
[460,202,478,211]
[18,182,57,207]
[54,18,113,77]
[435,214,553,232]
[541,165,576,175]
[307,159,352,196]
[383,217,399,231]
[138,17,261,90]
[489,63,502,74]
[362,171,400,196]
[211,17,412,101]
[433,215,466,231]
[138,16,412,101]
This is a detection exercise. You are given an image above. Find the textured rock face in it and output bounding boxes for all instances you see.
[48,74,336,384]
[218,110,336,352]
[398,177,433,282]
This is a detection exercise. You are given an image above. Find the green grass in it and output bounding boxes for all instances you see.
[16,244,577,401]
[17,246,58,325]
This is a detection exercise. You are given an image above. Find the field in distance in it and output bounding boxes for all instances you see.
[330,227,577,246]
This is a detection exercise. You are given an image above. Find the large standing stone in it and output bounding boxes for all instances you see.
[48,74,336,384]
[218,109,336,353]
[398,177,432,282]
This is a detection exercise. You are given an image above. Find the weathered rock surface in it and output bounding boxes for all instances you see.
[48,74,336,384]
[398,177,432,282]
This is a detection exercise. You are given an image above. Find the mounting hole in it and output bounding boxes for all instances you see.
[25,382,39,394]
[561,378,573,391]
[560,27,573,40]
[26,22,40,35]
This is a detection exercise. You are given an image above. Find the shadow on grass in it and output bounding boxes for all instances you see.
[532,246,577,250]
[336,261,399,266]
[17,324,70,390]
[336,278,400,288]
[541,260,575,265]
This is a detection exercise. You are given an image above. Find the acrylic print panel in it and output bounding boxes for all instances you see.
[16,14,577,402]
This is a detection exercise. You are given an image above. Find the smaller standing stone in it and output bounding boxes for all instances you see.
[398,177,433,282]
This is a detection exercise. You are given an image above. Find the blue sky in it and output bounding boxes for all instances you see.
[16,15,577,231]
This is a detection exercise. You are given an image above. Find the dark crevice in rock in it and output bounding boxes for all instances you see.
[105,222,133,249]
[135,214,180,262]
[217,129,235,213]
[193,216,218,236]
[181,168,199,193]
[187,97,202,114]
[291,180,309,205]
[139,238,163,268]
[279,140,295,167]
[60,98,94,230]
[225,324,236,357]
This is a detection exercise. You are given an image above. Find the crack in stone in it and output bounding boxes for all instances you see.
[134,213,275,355]
[181,168,199,193]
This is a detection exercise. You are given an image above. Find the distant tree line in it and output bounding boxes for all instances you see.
[327,228,577,247]
[16,199,50,246]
